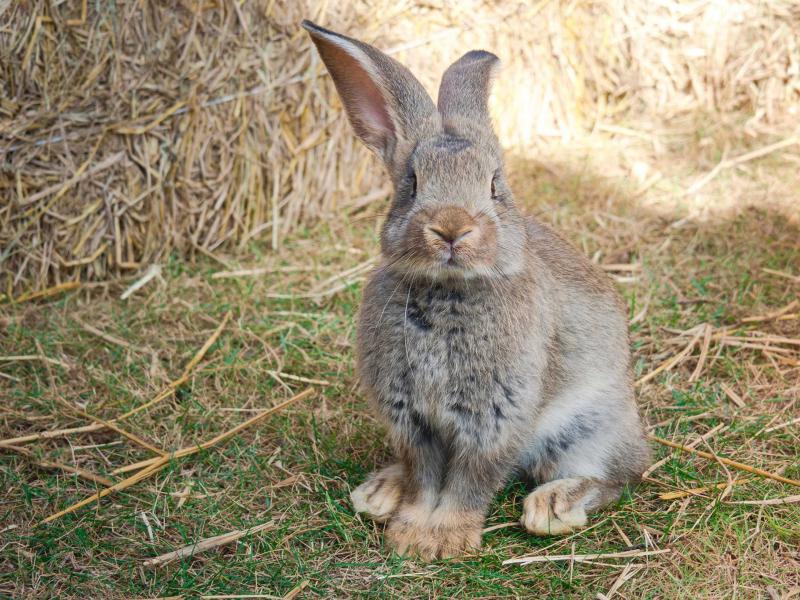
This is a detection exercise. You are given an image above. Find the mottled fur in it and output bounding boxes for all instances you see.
[303,20,651,560]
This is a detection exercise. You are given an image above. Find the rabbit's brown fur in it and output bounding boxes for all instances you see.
[303,20,651,561]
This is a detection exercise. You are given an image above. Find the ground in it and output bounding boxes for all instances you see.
[1,119,799,599]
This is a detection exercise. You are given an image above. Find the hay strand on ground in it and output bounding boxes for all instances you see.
[143,520,275,567]
[114,389,315,476]
[0,281,81,304]
[659,479,752,500]
[0,444,114,487]
[503,548,671,566]
[40,454,170,524]
[727,495,800,506]
[0,311,231,447]
[114,311,232,421]
[41,388,314,524]
[649,436,800,488]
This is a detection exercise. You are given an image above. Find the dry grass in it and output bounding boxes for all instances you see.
[1,1,799,598]
[2,0,799,295]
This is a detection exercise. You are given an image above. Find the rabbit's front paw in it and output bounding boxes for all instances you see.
[521,478,591,536]
[386,505,482,561]
[351,463,404,523]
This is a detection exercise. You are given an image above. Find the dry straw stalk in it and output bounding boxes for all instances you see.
[143,520,275,567]
[0,444,114,487]
[0,311,231,447]
[503,548,671,566]
[41,388,315,524]
[649,435,800,488]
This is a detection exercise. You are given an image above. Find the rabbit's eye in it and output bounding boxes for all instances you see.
[491,171,501,201]
[397,168,417,206]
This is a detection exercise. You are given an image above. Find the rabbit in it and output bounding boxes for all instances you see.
[302,20,651,561]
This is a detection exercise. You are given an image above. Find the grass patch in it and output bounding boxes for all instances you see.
[2,133,799,599]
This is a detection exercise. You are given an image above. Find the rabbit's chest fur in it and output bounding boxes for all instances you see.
[357,273,548,450]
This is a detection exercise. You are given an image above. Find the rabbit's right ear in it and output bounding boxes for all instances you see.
[302,21,437,166]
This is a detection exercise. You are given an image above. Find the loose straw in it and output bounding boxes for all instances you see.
[636,328,703,387]
[0,312,231,447]
[1,281,81,304]
[50,396,167,457]
[503,548,671,566]
[649,435,800,488]
[41,455,170,524]
[116,310,232,421]
[143,520,274,567]
[40,388,314,524]
[659,478,752,500]
[1,444,113,487]
[115,389,314,475]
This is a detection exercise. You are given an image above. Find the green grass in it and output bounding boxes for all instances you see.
[2,139,799,599]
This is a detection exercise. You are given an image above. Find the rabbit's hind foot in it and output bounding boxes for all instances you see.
[520,477,620,536]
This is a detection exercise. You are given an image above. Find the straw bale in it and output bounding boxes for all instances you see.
[1,1,798,293]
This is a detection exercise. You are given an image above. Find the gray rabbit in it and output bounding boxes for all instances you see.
[303,21,650,561]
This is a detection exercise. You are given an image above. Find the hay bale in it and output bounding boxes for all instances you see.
[1,1,798,294]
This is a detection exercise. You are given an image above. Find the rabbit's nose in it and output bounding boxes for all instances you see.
[427,224,474,245]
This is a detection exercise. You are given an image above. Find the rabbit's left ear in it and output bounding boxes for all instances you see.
[438,50,500,132]
[302,20,437,166]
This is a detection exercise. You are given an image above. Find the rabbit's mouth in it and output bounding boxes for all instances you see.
[386,206,500,279]
[441,249,469,269]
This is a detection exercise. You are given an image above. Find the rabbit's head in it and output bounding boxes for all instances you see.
[303,21,526,280]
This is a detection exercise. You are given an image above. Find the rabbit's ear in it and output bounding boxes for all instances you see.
[437,50,500,131]
[302,21,436,164]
